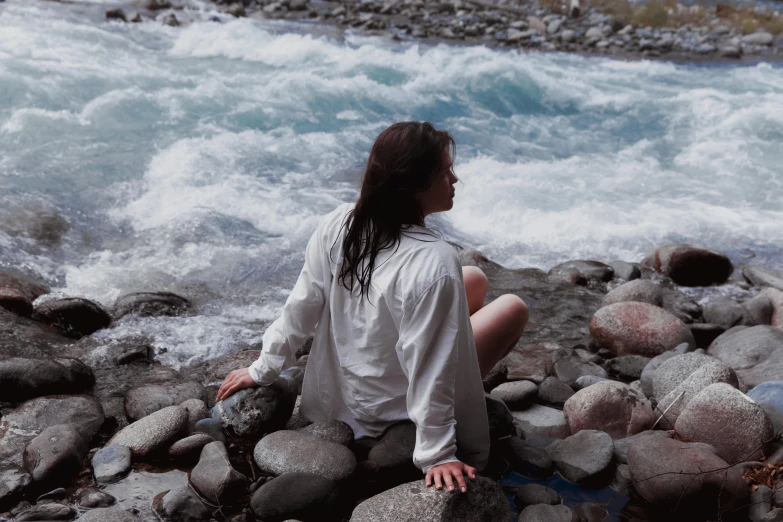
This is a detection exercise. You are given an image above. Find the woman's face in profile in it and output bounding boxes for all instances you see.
[415,148,458,217]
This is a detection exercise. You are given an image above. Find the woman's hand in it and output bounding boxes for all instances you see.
[425,461,477,493]
[216,368,257,402]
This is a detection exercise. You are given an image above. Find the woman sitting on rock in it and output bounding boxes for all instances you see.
[216,121,529,494]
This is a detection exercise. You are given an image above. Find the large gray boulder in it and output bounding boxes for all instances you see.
[349,477,510,522]
[0,395,104,467]
[603,279,663,307]
[125,381,207,421]
[109,405,188,458]
[0,357,94,402]
[546,430,614,486]
[748,381,783,434]
[654,361,739,429]
[708,325,783,389]
[512,405,570,439]
[563,381,654,439]
[653,352,717,399]
[253,430,357,482]
[627,432,748,516]
[589,302,695,357]
[189,441,248,505]
[675,383,774,463]
[22,424,88,489]
[250,472,339,521]
[642,244,733,286]
[33,296,112,338]
[211,376,297,438]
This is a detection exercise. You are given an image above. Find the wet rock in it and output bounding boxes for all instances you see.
[675,383,773,463]
[250,472,339,521]
[190,441,249,505]
[552,357,607,388]
[744,266,783,291]
[548,260,613,286]
[627,432,748,516]
[81,337,156,368]
[193,418,227,445]
[106,8,127,21]
[485,395,515,441]
[112,292,191,320]
[299,420,354,446]
[489,380,538,410]
[589,302,696,357]
[655,360,739,428]
[518,504,576,522]
[608,261,641,281]
[501,437,553,479]
[603,280,663,307]
[33,297,111,339]
[513,483,560,510]
[511,404,570,439]
[708,325,783,389]
[563,380,655,439]
[653,352,717,399]
[168,433,214,460]
[0,357,94,402]
[23,424,88,489]
[537,376,574,406]
[139,0,171,9]
[180,398,209,432]
[78,507,141,521]
[76,487,116,508]
[15,503,75,520]
[742,32,774,45]
[162,13,180,26]
[503,342,560,384]
[211,376,297,438]
[749,381,783,434]
[603,355,650,381]
[152,484,212,521]
[109,405,188,458]
[125,381,207,421]
[254,430,357,482]
[0,395,104,467]
[349,477,510,521]
[642,244,733,286]
[0,307,77,360]
[92,445,131,484]
[546,430,614,486]
[0,272,47,318]
[0,464,31,509]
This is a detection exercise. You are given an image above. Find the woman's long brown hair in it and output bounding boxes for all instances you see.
[334,121,455,300]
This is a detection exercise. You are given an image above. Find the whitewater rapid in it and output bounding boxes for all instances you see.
[1,0,781,365]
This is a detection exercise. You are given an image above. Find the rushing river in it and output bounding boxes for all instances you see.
[1,0,782,367]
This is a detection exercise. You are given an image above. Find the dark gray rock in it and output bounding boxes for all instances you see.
[703,297,754,329]
[546,430,614,486]
[0,307,77,360]
[366,421,417,480]
[552,357,607,388]
[589,302,696,357]
[168,433,214,460]
[36,487,66,502]
[608,261,641,281]
[603,279,663,307]
[745,292,775,326]
[0,272,48,318]
[250,472,339,521]
[751,485,774,522]
[690,323,727,349]
[653,352,717,399]
[193,418,226,445]
[109,405,188,458]
[0,464,31,509]
[642,244,733,286]
[511,405,570,439]
[15,503,75,520]
[77,507,141,521]
[349,477,510,521]
[513,483,560,510]
[211,376,297,438]
[299,420,354,446]
[92,444,131,483]
[708,325,783,389]
[603,355,650,381]
[627,432,748,516]
[23,424,88,489]
[485,393,515,441]
[761,508,783,521]
[563,381,654,439]
[744,266,783,291]
[152,484,212,521]
[76,487,116,508]
[537,376,574,406]
[675,383,773,463]
[0,395,104,467]
[254,430,357,482]
[610,463,632,493]
[503,342,561,384]
[483,361,508,393]
[548,261,614,286]
[125,381,206,421]
[489,380,538,410]
[501,436,553,479]
[33,296,111,338]
[0,357,94,402]
[190,441,249,505]
[518,504,577,522]
[112,292,191,319]
[748,381,783,434]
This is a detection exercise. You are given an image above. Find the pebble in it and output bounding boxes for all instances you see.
[92,445,132,484]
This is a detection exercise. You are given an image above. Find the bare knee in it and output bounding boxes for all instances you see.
[498,294,529,338]
[462,266,488,293]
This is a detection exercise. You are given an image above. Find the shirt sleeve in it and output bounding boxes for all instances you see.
[399,274,466,473]
[248,219,331,385]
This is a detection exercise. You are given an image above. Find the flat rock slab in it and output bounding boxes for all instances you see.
[349,477,511,522]
[537,376,574,406]
[254,430,357,482]
[552,357,607,388]
[512,404,570,439]
[0,395,104,467]
[546,430,614,486]
[563,380,654,439]
[109,405,188,458]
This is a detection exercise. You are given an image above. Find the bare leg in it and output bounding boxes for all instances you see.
[462,266,489,316]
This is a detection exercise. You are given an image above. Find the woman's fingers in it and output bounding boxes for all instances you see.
[464,464,477,480]
[434,471,443,490]
[453,469,467,493]
[442,472,455,492]
[425,471,433,487]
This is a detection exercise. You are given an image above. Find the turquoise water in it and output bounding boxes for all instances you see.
[1,0,782,366]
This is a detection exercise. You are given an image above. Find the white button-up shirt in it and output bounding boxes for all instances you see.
[249,203,489,473]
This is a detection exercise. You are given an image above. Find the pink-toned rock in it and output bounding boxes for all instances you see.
[0,273,48,318]
[589,302,695,357]
[642,244,733,286]
[563,381,655,439]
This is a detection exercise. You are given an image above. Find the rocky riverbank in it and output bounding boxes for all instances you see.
[2,243,783,521]
[104,0,783,62]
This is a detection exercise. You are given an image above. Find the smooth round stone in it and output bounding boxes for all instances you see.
[518,504,576,522]
[490,380,538,410]
[603,355,650,381]
[563,380,654,439]
[109,405,188,458]
[603,279,663,307]
[0,357,94,402]
[23,424,87,488]
[513,483,560,510]
[112,291,191,319]
[253,430,357,482]
[538,376,574,406]
[547,430,614,486]
[33,296,112,338]
[15,503,75,521]
[298,420,354,446]
[708,325,783,390]
[250,472,339,521]
[653,352,717,400]
[77,487,116,508]
[642,244,733,286]
[512,404,570,439]
[168,433,214,459]
[180,398,210,431]
[125,381,206,421]
[640,349,683,398]
[92,444,132,484]
[190,442,249,505]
